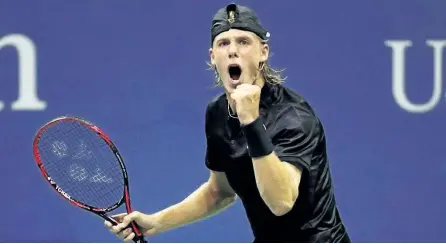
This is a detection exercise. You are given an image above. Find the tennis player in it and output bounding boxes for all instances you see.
[104,3,351,242]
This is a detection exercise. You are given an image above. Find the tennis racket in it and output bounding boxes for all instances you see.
[32,115,147,243]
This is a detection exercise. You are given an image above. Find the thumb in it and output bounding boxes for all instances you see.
[111,213,128,223]
[118,211,142,228]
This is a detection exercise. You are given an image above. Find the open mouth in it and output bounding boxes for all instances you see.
[228,64,242,81]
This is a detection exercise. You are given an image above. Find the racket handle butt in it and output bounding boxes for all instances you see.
[129,221,147,243]
[132,235,147,243]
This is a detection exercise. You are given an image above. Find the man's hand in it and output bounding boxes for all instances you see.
[104,211,160,242]
[230,84,261,125]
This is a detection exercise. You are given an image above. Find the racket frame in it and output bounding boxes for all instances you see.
[33,116,146,243]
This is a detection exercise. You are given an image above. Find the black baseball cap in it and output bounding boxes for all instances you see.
[210,3,270,46]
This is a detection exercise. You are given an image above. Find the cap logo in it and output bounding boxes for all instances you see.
[228,10,235,24]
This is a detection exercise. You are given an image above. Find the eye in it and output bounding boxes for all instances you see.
[239,39,249,45]
[219,40,229,47]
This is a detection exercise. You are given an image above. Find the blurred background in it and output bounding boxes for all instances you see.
[1,0,445,242]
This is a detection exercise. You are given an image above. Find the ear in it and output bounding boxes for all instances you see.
[260,43,269,63]
[209,48,215,66]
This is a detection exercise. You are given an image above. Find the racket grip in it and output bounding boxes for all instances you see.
[128,221,147,243]
[105,216,146,243]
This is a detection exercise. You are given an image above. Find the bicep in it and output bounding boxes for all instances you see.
[283,160,303,197]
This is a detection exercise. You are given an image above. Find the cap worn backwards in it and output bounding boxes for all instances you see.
[210,3,270,46]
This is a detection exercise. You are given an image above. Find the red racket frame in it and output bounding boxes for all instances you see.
[32,116,146,243]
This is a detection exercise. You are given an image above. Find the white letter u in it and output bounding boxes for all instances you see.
[385,40,445,113]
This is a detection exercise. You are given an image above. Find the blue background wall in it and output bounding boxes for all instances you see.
[1,0,445,242]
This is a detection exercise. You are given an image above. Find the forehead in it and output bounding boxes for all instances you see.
[214,29,258,41]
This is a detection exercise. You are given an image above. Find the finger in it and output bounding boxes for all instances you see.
[239,84,254,90]
[118,211,141,229]
[117,228,133,239]
[124,232,136,243]
[104,220,113,228]
[108,217,128,234]
[238,84,250,89]
[111,213,128,223]
[109,224,124,234]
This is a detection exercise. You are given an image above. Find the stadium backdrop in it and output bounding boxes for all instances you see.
[0,0,445,242]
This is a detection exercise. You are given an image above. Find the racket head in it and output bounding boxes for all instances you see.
[33,116,146,242]
[33,115,146,243]
[33,115,128,212]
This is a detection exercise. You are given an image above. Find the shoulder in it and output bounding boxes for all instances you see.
[268,86,323,139]
[205,93,225,116]
[205,92,226,129]
[270,104,322,142]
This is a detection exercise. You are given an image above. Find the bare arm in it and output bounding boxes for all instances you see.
[237,105,318,217]
[151,170,236,234]
[252,152,302,216]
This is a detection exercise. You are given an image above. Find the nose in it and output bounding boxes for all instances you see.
[228,43,239,59]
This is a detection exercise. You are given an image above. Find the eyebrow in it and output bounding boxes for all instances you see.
[216,35,254,43]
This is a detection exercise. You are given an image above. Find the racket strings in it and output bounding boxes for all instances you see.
[39,122,123,208]
[37,120,125,209]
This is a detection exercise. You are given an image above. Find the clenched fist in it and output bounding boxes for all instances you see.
[230,84,261,125]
